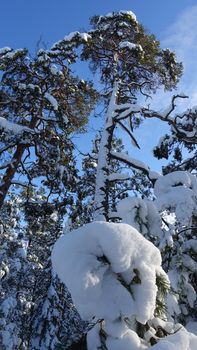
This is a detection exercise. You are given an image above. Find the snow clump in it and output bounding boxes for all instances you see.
[154,171,197,226]
[52,222,166,348]
[52,221,197,349]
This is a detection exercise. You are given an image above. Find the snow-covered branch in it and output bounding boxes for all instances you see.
[114,103,142,121]
[110,151,150,176]
[52,221,168,348]
[143,94,197,144]
[107,172,130,181]
[0,117,32,135]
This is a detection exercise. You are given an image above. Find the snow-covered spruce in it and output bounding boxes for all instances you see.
[154,171,197,325]
[52,221,196,349]
[154,171,197,227]
[116,171,197,326]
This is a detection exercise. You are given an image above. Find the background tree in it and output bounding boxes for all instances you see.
[0,36,97,349]
[117,170,197,326]
[0,194,28,349]
[0,44,97,208]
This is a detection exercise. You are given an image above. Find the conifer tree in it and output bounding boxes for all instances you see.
[79,11,182,220]
[0,39,96,349]
[0,194,29,349]
[117,170,197,325]
[0,44,97,208]
[1,9,196,350]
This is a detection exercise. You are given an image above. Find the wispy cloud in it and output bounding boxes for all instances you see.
[162,5,197,64]
[159,5,197,109]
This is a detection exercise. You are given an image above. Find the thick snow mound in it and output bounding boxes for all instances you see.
[151,328,197,350]
[52,222,197,349]
[154,171,197,197]
[52,221,163,324]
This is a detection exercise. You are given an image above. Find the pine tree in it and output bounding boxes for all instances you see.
[0,33,97,349]
[63,10,196,347]
[78,11,182,220]
[1,10,196,350]
[0,44,97,208]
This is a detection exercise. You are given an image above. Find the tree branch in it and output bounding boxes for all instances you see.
[117,120,140,149]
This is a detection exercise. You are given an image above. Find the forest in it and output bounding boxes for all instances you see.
[0,10,196,350]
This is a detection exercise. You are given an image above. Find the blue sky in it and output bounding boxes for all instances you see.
[1,0,196,172]
[0,0,196,51]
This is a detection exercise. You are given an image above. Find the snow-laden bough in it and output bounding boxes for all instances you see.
[52,222,197,349]
[154,171,197,226]
[52,222,161,347]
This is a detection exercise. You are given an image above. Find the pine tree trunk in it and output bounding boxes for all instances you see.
[93,82,118,221]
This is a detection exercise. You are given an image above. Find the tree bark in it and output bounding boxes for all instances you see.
[93,82,118,221]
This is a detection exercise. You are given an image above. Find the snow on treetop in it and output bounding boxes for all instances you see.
[52,221,164,325]
[64,32,79,41]
[0,47,12,55]
[0,48,25,60]
[99,10,137,22]
[120,10,137,21]
[51,31,91,51]
[119,41,143,51]
[63,31,91,42]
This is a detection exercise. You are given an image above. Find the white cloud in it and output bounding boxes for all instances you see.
[162,5,197,64]
[161,5,197,109]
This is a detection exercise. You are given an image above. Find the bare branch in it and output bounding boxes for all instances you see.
[11,181,35,188]
[117,120,140,149]
[142,95,197,144]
